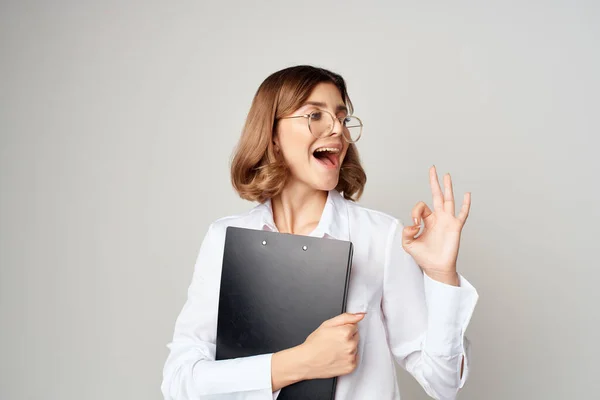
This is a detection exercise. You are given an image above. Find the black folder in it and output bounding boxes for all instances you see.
[216,226,354,399]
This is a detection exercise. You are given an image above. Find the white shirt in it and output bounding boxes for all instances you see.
[161,189,479,400]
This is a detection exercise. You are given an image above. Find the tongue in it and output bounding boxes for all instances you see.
[315,152,335,166]
[321,155,334,166]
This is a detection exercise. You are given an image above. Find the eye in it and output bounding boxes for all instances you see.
[309,110,323,121]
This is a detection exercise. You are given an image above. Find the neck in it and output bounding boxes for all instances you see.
[271,182,328,235]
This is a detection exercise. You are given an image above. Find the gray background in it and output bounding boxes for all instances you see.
[1,1,598,399]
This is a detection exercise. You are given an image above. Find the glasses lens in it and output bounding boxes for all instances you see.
[342,116,362,142]
[308,110,363,142]
[308,110,334,138]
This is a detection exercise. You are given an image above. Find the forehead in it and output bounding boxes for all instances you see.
[306,82,343,103]
[299,82,347,113]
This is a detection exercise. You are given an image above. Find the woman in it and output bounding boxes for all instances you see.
[161,65,479,400]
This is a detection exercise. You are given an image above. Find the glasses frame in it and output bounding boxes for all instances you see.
[278,108,363,143]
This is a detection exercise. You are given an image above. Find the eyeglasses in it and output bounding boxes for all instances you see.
[278,108,363,143]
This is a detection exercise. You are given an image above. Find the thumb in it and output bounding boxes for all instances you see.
[324,312,366,327]
[402,222,421,247]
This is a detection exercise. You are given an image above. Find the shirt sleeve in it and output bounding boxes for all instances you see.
[381,219,479,400]
[161,223,281,400]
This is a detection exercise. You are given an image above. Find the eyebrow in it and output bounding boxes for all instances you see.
[301,101,348,114]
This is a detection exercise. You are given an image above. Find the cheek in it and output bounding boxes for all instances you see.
[279,131,314,165]
[341,145,350,162]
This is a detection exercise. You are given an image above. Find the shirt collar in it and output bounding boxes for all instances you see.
[251,189,350,241]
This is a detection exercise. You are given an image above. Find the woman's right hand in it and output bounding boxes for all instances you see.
[299,312,366,379]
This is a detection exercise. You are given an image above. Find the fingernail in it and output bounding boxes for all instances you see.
[413,217,419,226]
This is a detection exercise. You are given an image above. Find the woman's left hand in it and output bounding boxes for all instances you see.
[401,165,472,286]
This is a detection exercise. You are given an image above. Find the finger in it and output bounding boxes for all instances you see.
[429,165,444,212]
[443,173,455,216]
[402,222,419,247]
[344,324,359,338]
[349,334,359,349]
[410,201,433,228]
[404,204,432,246]
[324,312,366,327]
[456,192,471,225]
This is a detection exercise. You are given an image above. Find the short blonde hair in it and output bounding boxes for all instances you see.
[230,65,367,203]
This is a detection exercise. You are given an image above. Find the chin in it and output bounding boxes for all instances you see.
[313,177,339,192]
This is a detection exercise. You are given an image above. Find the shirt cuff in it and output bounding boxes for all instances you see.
[271,352,281,399]
[193,352,274,395]
[422,273,479,356]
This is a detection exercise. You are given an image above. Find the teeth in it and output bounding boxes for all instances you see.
[314,147,340,153]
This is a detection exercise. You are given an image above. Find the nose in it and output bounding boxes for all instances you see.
[327,116,344,138]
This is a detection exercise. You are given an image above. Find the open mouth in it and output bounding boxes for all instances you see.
[312,147,340,168]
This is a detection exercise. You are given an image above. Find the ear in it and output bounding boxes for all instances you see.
[272,134,280,152]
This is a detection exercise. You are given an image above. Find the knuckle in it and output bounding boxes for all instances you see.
[344,361,354,373]
[348,360,357,372]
